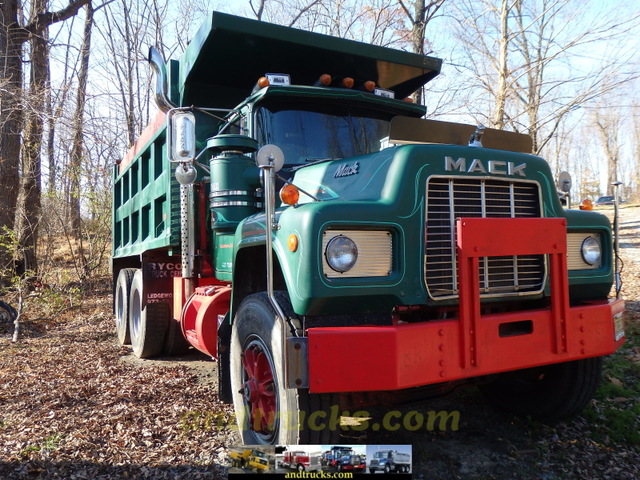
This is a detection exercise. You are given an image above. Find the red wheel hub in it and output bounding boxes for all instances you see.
[241,342,277,434]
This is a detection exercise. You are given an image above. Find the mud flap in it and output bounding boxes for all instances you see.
[217,313,233,403]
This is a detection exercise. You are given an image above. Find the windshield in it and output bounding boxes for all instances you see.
[255,101,392,166]
[374,451,391,459]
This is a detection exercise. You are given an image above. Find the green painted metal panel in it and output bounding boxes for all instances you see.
[179,12,442,109]
[112,126,181,259]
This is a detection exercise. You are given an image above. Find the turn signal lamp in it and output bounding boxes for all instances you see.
[342,77,355,88]
[404,97,414,103]
[579,199,593,211]
[280,183,300,205]
[364,80,376,92]
[288,234,299,252]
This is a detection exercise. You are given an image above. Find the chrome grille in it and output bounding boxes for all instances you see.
[425,176,545,299]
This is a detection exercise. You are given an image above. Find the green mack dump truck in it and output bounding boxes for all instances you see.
[112,12,626,445]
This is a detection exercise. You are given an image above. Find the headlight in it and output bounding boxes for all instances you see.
[581,236,601,265]
[325,235,358,273]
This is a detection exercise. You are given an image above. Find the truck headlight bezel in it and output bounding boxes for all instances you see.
[580,236,601,266]
[325,235,358,273]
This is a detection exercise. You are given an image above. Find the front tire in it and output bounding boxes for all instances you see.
[480,357,603,421]
[129,269,168,358]
[230,291,340,444]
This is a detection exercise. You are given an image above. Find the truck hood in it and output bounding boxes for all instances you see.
[291,143,560,213]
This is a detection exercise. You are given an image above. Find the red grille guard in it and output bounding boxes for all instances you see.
[307,218,625,393]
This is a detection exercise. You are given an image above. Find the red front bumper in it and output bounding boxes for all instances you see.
[307,218,625,394]
[307,298,624,393]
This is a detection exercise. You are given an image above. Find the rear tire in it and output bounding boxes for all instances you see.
[230,291,341,444]
[114,268,136,345]
[480,357,603,422]
[129,269,168,358]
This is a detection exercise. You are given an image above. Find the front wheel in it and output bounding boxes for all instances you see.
[480,357,603,422]
[230,291,340,444]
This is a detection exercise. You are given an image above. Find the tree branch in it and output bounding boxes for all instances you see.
[25,0,92,36]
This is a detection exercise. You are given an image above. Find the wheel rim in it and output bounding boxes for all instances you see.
[116,287,126,330]
[130,288,142,341]
[240,337,278,443]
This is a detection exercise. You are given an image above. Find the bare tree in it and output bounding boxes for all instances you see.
[68,1,93,240]
[593,110,621,196]
[453,0,640,155]
[397,0,446,104]
[0,0,90,276]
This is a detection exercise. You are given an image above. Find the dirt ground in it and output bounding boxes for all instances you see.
[0,206,638,479]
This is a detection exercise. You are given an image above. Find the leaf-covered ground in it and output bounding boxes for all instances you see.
[0,279,238,479]
[0,206,639,479]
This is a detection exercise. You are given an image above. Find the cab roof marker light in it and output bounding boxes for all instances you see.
[342,77,355,88]
[364,80,376,92]
[317,74,332,86]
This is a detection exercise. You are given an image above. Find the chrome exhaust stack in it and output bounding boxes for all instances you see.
[148,46,177,112]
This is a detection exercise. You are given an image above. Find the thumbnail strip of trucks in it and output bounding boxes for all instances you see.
[112,12,626,445]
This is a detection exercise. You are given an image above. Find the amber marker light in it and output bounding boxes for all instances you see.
[404,97,414,103]
[280,183,300,205]
[319,74,332,85]
[288,234,299,252]
[342,77,355,88]
[257,76,270,88]
[364,80,376,92]
[579,199,593,211]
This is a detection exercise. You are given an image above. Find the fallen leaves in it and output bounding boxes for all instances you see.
[0,287,236,479]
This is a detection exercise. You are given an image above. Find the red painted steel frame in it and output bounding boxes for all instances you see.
[307,217,624,393]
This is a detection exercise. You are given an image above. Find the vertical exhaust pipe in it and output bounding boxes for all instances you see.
[148,46,177,112]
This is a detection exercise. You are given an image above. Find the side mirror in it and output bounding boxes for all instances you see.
[170,111,196,163]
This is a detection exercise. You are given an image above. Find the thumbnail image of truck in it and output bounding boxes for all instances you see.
[369,450,411,474]
[229,448,272,473]
[282,450,321,472]
[337,454,366,472]
[322,446,355,467]
[113,10,626,445]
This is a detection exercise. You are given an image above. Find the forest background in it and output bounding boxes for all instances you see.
[0,0,638,285]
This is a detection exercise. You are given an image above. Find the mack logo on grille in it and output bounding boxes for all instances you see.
[445,156,526,177]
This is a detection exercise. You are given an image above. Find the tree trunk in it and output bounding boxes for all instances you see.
[398,0,446,105]
[0,0,24,272]
[69,2,93,239]
[14,0,51,276]
[492,0,510,130]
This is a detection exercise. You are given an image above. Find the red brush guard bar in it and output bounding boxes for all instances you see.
[307,218,625,393]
